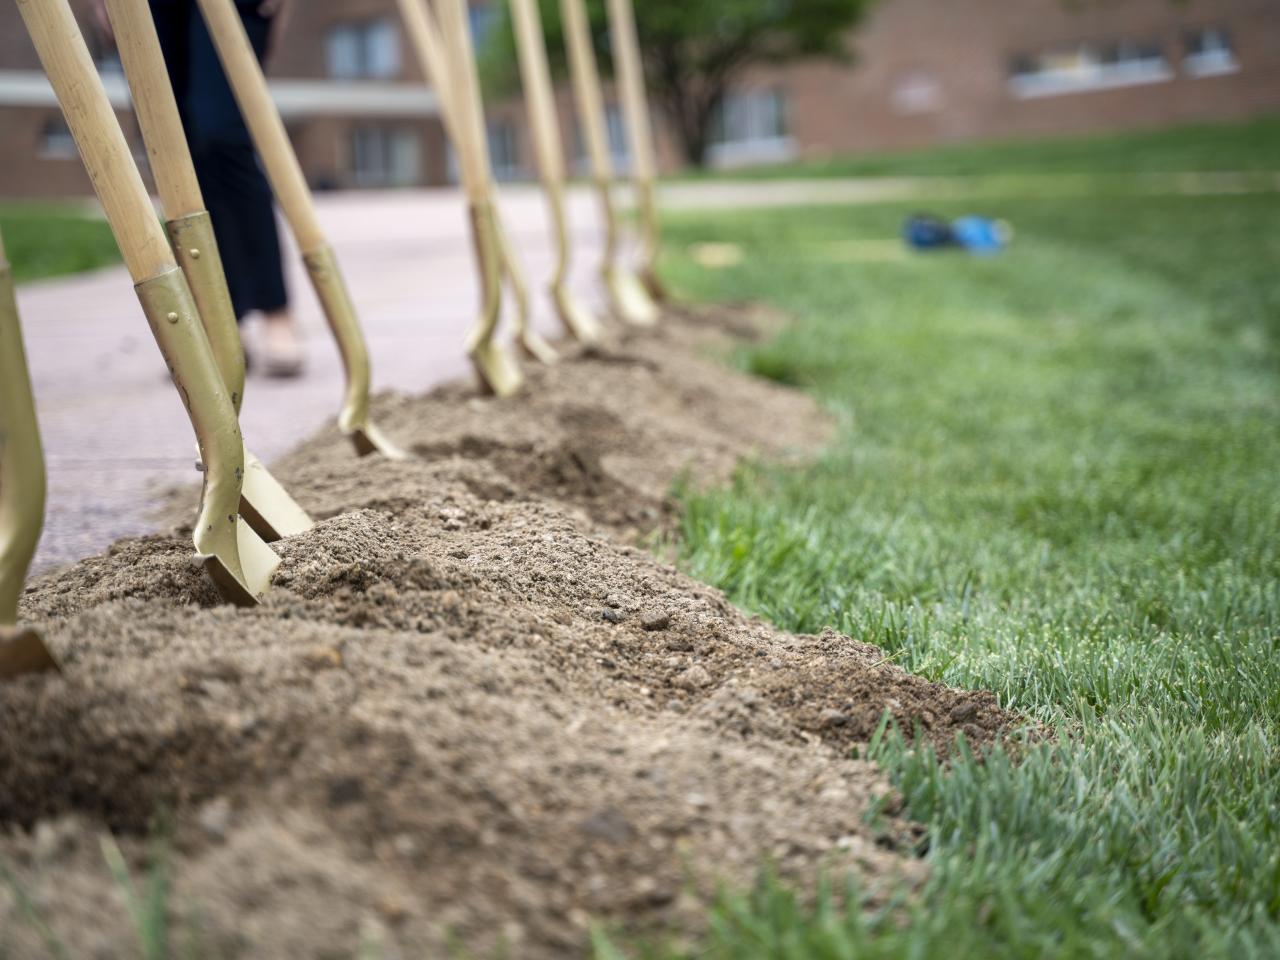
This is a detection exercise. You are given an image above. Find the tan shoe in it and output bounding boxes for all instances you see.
[261,314,305,379]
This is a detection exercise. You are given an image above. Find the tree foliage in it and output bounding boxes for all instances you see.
[479,0,875,167]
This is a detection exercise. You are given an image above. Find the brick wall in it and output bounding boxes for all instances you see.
[767,0,1280,162]
[2,0,1278,199]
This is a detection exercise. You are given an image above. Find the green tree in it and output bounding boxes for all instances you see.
[480,0,875,168]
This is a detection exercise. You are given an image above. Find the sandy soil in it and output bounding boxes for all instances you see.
[0,305,1011,959]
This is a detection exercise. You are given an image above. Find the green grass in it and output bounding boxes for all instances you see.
[698,113,1280,179]
[606,164,1280,954]
[0,203,120,283]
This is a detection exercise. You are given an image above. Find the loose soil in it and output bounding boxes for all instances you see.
[1,304,1011,959]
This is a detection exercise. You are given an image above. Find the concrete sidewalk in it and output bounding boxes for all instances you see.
[19,186,611,573]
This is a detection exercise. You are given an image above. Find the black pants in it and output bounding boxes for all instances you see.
[150,0,288,321]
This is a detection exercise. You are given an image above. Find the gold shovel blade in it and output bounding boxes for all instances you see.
[608,267,660,326]
[552,283,602,344]
[201,517,280,607]
[469,338,524,398]
[348,420,410,460]
[640,268,668,304]
[519,328,560,366]
[0,627,60,681]
[240,448,314,540]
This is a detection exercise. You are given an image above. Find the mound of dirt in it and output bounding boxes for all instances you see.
[259,302,831,541]
[1,305,1011,959]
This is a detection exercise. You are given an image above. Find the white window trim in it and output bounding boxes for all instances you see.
[707,136,798,170]
[1010,59,1173,99]
[1184,50,1240,78]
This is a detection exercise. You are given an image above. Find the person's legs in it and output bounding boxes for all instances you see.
[148,0,190,112]
[185,0,302,375]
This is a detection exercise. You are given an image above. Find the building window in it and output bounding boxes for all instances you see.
[706,88,796,169]
[605,104,631,174]
[327,20,400,80]
[39,116,77,160]
[1184,28,1238,77]
[487,120,522,182]
[711,89,789,146]
[1009,40,1172,98]
[350,126,422,188]
[469,6,500,45]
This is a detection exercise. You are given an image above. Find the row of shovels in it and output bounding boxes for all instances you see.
[0,0,666,680]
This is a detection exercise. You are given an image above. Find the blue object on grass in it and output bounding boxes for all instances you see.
[904,214,955,250]
[952,216,1008,254]
[904,214,1010,255]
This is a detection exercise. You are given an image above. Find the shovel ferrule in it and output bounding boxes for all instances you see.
[545,181,601,344]
[169,215,314,539]
[303,245,369,431]
[594,178,657,326]
[136,266,277,605]
[636,179,666,302]
[0,254,60,679]
[302,245,406,458]
[494,214,558,366]
[594,177,621,275]
[464,202,523,397]
[466,201,503,350]
[547,181,574,292]
[0,261,45,631]
[167,211,246,413]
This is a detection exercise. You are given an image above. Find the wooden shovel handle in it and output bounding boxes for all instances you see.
[16,0,174,283]
[106,0,206,218]
[397,0,458,137]
[436,0,495,205]
[195,0,326,252]
[510,0,567,185]
[606,0,655,182]
[560,0,612,182]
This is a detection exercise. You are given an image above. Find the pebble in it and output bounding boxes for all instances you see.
[820,708,850,727]
[641,611,672,631]
[32,819,75,861]
[197,797,233,839]
[302,645,343,670]
[327,777,365,808]
[601,608,622,623]
[578,807,635,844]
[377,894,410,924]
[676,665,712,690]
[393,833,418,858]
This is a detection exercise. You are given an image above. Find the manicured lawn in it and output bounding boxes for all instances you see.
[697,113,1280,178]
[613,156,1280,954]
[0,203,120,284]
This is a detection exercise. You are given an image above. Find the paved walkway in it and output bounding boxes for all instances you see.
[20,186,610,572]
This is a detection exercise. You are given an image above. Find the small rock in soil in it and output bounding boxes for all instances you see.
[641,611,672,632]
[820,709,850,728]
[676,665,713,691]
[578,807,635,845]
[327,777,365,808]
[197,797,233,840]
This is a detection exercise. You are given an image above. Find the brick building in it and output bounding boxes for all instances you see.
[1,0,1277,198]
